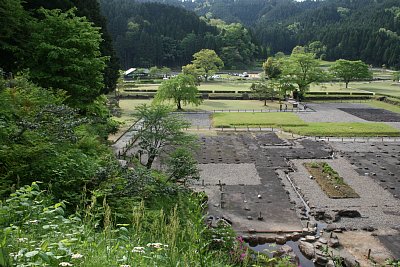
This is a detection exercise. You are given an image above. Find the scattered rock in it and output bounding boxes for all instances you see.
[326,259,335,267]
[257,236,267,244]
[265,236,276,243]
[292,232,302,241]
[248,228,256,234]
[285,234,293,241]
[318,237,328,244]
[328,238,340,248]
[341,252,359,267]
[298,240,315,259]
[361,226,376,232]
[325,224,336,232]
[221,215,232,225]
[337,210,361,218]
[305,235,317,242]
[275,236,287,245]
[247,216,253,220]
[315,251,329,265]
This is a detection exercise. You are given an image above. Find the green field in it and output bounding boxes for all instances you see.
[212,112,400,136]
[367,100,400,113]
[352,81,400,97]
[122,80,255,92]
[283,122,400,137]
[118,99,282,114]
[212,112,306,127]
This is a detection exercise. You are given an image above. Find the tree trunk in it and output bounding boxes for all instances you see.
[146,154,156,169]
[345,82,349,88]
[264,99,267,106]
[177,101,182,110]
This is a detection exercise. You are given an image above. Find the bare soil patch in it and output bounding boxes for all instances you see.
[338,108,400,122]
[304,162,359,198]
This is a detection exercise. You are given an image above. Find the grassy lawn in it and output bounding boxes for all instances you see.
[310,82,367,92]
[198,81,253,92]
[366,100,400,113]
[121,80,255,92]
[282,122,400,137]
[117,99,282,113]
[212,113,400,136]
[353,81,400,97]
[212,112,306,127]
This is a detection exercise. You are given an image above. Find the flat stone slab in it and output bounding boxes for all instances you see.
[198,163,261,185]
[338,108,400,122]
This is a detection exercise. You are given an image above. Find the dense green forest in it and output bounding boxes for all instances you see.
[1,0,119,94]
[99,0,259,69]
[129,0,400,69]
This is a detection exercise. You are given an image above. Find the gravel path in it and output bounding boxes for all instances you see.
[180,113,212,128]
[289,157,400,229]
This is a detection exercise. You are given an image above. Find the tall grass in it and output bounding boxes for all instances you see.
[0,183,235,267]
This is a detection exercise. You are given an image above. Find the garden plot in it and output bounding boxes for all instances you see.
[193,132,334,234]
[330,142,400,200]
[289,157,400,230]
[194,133,304,233]
[338,108,400,122]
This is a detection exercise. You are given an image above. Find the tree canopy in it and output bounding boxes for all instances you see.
[330,59,372,88]
[155,74,202,110]
[262,57,281,79]
[133,104,194,169]
[250,81,277,106]
[191,49,224,81]
[24,8,107,106]
[281,52,327,100]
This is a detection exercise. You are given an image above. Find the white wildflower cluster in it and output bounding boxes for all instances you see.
[71,253,84,259]
[59,262,73,266]
[146,243,168,249]
[131,247,145,253]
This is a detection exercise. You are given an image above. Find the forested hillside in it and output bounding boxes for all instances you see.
[99,0,259,69]
[129,0,400,69]
[254,0,400,68]
[1,0,119,93]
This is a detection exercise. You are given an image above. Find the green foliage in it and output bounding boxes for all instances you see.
[155,74,202,110]
[211,20,256,69]
[0,182,236,267]
[133,104,194,169]
[250,82,277,105]
[191,49,224,81]
[281,52,327,100]
[263,57,282,79]
[24,8,107,106]
[392,71,400,82]
[330,59,372,88]
[182,64,205,85]
[0,0,28,72]
[0,76,116,205]
[306,41,327,60]
[166,148,200,183]
[321,162,344,185]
